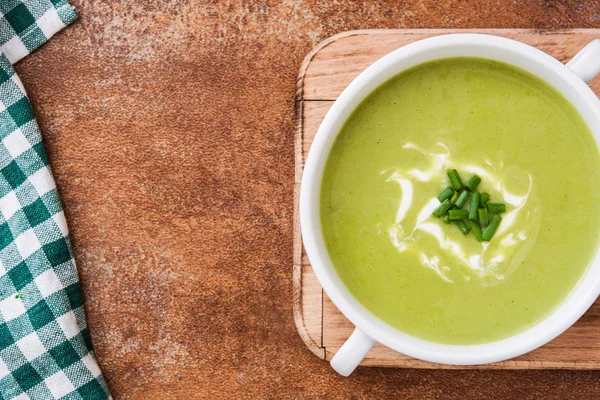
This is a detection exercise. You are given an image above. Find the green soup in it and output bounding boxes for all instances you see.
[320,57,600,345]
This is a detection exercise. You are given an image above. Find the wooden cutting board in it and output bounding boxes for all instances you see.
[293,29,600,369]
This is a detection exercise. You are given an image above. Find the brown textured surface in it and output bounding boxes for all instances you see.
[16,1,600,398]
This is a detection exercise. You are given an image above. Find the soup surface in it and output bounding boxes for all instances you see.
[320,57,600,344]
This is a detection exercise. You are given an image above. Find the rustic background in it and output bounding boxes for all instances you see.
[18,1,600,398]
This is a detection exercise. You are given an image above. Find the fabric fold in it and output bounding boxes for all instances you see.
[0,1,110,399]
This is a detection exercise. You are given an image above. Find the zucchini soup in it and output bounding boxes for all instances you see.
[320,57,600,345]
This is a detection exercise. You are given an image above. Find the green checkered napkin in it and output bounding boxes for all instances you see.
[0,1,111,399]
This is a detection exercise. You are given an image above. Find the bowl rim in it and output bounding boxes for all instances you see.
[299,33,600,365]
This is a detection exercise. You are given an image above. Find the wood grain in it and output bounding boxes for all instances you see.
[301,29,600,100]
[294,29,600,369]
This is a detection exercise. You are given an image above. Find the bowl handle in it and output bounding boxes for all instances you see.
[566,39,600,83]
[330,328,376,376]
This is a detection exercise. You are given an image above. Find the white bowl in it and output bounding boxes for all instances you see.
[299,34,600,376]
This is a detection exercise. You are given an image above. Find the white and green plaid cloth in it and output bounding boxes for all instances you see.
[0,1,111,399]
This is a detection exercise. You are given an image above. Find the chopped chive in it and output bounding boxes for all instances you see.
[448,209,469,220]
[438,187,455,202]
[455,190,469,208]
[469,220,484,242]
[449,191,459,204]
[482,214,502,241]
[447,169,464,190]
[468,192,479,220]
[465,175,482,191]
[478,207,489,227]
[487,203,506,214]
[434,170,505,241]
[432,199,452,217]
[453,220,471,235]
[480,193,490,207]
